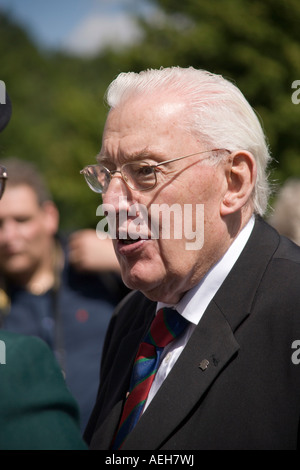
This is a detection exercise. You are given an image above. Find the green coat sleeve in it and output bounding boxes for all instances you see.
[0,331,87,450]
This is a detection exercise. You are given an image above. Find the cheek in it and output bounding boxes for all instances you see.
[147,237,198,282]
[20,224,40,242]
[20,223,49,252]
[159,237,200,270]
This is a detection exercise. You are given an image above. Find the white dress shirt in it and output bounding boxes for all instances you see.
[143,216,255,411]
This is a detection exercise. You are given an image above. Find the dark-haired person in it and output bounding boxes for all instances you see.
[0,156,128,432]
[0,91,87,450]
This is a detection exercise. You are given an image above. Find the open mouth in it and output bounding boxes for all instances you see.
[119,237,142,245]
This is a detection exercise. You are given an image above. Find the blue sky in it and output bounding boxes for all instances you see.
[0,0,154,56]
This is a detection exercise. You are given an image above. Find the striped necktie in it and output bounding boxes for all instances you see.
[111,307,190,449]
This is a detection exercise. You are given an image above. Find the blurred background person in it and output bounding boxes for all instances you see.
[0,91,87,450]
[267,178,300,246]
[68,228,121,274]
[0,157,128,432]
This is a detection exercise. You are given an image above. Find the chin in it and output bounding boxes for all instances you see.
[119,252,169,296]
[3,260,30,276]
[123,274,174,304]
[123,276,155,293]
[121,269,161,295]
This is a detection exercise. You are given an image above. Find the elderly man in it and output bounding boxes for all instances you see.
[82,67,300,450]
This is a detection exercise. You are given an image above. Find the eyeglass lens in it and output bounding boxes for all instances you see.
[0,166,7,199]
[83,162,157,193]
[122,162,156,190]
[0,180,5,198]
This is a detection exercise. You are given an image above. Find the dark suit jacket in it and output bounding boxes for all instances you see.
[84,217,300,450]
[0,330,87,450]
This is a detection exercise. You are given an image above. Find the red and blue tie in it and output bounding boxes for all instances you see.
[111,307,190,449]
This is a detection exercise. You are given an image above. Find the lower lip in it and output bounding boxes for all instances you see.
[4,250,19,256]
[116,239,148,256]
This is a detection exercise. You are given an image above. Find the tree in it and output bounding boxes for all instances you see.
[0,12,108,230]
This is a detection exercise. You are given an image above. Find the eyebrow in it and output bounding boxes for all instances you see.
[97,148,165,165]
[96,154,112,164]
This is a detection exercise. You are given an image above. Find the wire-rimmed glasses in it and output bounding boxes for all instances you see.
[0,165,7,199]
[80,148,228,194]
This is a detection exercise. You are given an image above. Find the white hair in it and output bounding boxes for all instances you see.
[105,66,272,215]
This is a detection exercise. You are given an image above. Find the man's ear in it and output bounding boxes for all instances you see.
[220,150,257,216]
[41,201,60,235]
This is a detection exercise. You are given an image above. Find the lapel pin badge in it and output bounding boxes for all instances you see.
[199,359,209,371]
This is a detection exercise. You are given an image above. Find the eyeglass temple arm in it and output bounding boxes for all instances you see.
[153,148,230,168]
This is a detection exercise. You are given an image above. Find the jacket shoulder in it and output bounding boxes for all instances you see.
[0,331,87,450]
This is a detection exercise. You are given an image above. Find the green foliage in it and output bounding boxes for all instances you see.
[0,12,106,230]
[1,1,300,230]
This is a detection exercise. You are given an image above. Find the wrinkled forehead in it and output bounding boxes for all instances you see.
[104,92,190,141]
[101,96,193,161]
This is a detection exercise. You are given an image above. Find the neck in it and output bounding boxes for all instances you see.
[26,270,56,295]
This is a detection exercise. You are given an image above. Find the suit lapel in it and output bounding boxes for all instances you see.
[122,301,240,449]
[89,301,156,449]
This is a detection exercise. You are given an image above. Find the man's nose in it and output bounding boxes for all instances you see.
[103,174,131,210]
[99,177,133,238]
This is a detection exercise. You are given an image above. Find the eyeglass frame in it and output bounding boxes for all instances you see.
[0,165,7,199]
[80,148,230,194]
